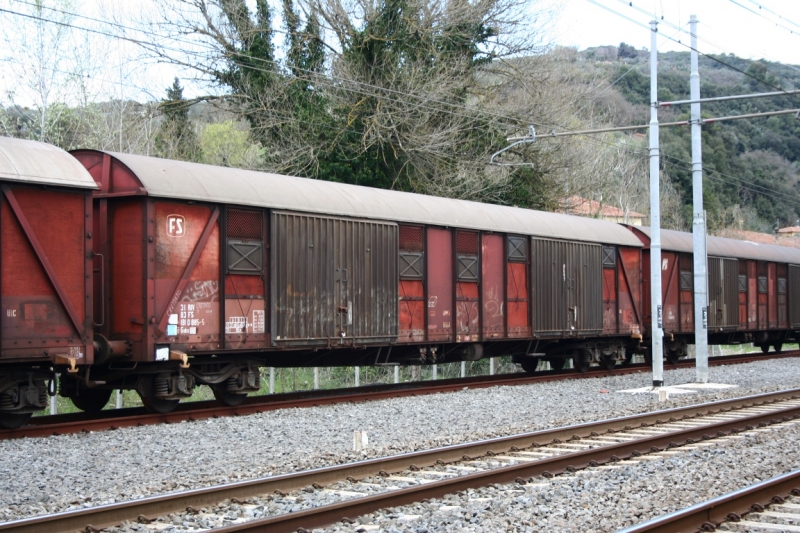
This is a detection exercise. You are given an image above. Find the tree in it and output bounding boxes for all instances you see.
[617,42,637,60]
[154,78,200,161]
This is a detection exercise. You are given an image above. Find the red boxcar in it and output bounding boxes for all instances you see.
[68,150,647,412]
[628,226,800,362]
[0,137,97,428]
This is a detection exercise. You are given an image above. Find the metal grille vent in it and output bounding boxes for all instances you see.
[779,277,787,294]
[602,247,616,267]
[508,236,527,262]
[399,225,423,252]
[738,274,747,293]
[456,231,479,255]
[758,276,768,293]
[681,271,693,291]
[227,209,263,240]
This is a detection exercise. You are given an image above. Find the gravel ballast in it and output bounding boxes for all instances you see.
[318,421,800,533]
[1,357,800,524]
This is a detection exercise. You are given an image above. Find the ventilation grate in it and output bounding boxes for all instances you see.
[456,231,479,255]
[399,225,424,252]
[227,209,263,240]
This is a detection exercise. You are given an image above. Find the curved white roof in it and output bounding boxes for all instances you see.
[103,151,643,247]
[634,226,800,264]
[0,136,97,189]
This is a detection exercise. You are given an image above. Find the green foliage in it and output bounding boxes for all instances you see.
[199,121,264,168]
[607,51,800,231]
[154,78,200,161]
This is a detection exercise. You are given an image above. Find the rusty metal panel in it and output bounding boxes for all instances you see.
[89,151,643,247]
[661,252,680,333]
[602,265,617,334]
[154,201,221,346]
[506,261,530,337]
[618,247,642,336]
[481,234,504,340]
[708,257,739,329]
[1,186,93,362]
[768,262,778,328]
[0,137,97,189]
[271,211,397,345]
[788,265,800,328]
[426,228,453,342]
[531,238,602,336]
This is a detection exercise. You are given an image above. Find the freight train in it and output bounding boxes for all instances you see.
[1,136,798,428]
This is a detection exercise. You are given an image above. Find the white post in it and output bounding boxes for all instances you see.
[50,389,57,415]
[690,14,709,384]
[116,389,122,409]
[394,365,399,384]
[432,364,437,380]
[489,357,495,375]
[354,366,360,387]
[649,20,664,387]
[461,361,466,378]
[269,367,275,394]
[313,367,319,390]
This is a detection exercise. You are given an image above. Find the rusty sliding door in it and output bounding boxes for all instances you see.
[271,212,397,346]
[708,257,739,330]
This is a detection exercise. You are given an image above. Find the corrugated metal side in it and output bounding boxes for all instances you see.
[789,265,800,329]
[531,239,602,336]
[571,243,603,333]
[708,257,739,329]
[271,212,397,345]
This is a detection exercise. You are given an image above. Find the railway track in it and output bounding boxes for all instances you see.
[2,350,796,441]
[3,388,800,533]
[619,469,800,532]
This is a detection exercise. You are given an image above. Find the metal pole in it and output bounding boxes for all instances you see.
[50,382,57,415]
[649,20,664,387]
[269,367,275,394]
[690,14,709,383]
[432,364,437,380]
[461,361,466,378]
[116,389,122,409]
[394,365,399,384]
[489,357,495,375]
[354,366,360,387]
[313,367,319,390]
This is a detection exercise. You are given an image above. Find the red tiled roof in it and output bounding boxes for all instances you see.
[560,196,645,218]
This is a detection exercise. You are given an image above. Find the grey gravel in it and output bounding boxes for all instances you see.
[1,357,800,524]
[317,419,800,533]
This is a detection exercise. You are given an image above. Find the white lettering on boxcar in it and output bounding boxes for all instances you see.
[167,215,186,237]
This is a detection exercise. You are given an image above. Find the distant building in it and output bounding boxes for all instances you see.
[560,196,646,226]
[717,228,800,249]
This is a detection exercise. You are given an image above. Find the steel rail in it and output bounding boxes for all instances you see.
[617,469,800,533]
[2,389,800,533]
[4,351,794,441]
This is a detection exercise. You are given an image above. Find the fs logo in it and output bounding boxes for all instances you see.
[167,215,186,237]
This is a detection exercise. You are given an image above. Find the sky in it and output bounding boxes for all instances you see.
[548,0,800,65]
[1,0,799,108]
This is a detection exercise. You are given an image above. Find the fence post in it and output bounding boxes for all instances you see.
[461,361,466,378]
[489,357,495,375]
[269,367,275,394]
[313,367,319,390]
[432,364,437,380]
[394,366,399,384]
[355,366,360,387]
[116,390,122,409]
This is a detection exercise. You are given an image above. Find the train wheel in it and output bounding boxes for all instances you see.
[761,344,770,354]
[666,350,681,366]
[138,375,180,414]
[600,355,616,371]
[774,342,783,353]
[573,351,591,373]
[70,389,113,413]
[0,412,32,430]
[211,385,248,407]
[519,357,540,374]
